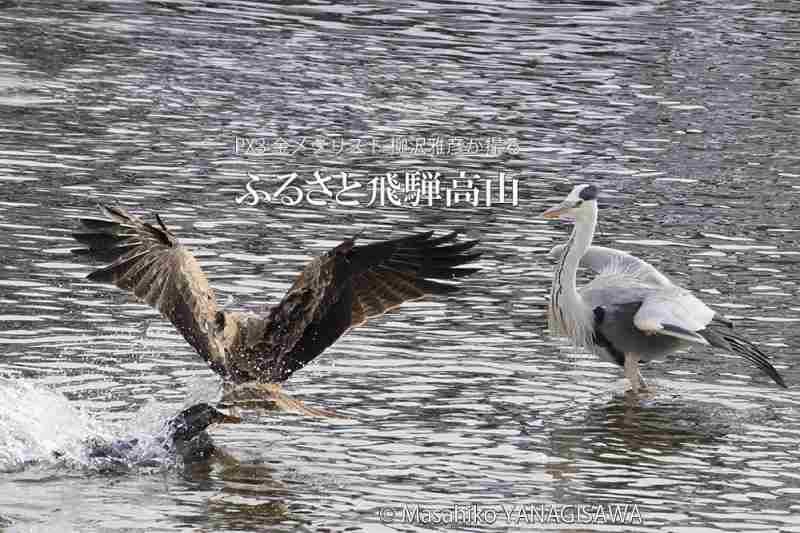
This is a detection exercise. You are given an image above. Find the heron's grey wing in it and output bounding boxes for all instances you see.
[633,289,715,344]
[581,275,712,345]
[581,282,706,355]
[72,205,227,372]
[584,279,787,388]
[580,281,655,310]
[550,244,671,287]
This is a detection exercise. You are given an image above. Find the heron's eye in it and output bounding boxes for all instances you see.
[574,200,584,208]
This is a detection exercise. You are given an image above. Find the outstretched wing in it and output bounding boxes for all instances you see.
[245,231,481,382]
[72,205,227,373]
[348,231,480,326]
[550,244,672,287]
[633,289,715,344]
[582,275,713,345]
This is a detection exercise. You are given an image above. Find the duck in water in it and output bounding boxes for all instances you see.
[75,403,241,471]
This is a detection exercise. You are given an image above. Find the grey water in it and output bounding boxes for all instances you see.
[1,1,799,531]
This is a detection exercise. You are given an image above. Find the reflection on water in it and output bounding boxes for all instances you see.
[1,0,799,531]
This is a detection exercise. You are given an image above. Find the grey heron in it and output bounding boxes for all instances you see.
[543,184,787,392]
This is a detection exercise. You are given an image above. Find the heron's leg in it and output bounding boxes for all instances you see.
[624,352,641,394]
[636,368,649,391]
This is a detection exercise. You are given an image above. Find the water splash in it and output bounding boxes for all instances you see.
[0,379,110,471]
[0,379,218,473]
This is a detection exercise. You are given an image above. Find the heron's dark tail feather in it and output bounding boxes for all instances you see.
[699,324,787,388]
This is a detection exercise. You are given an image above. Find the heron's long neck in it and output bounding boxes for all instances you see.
[551,204,597,317]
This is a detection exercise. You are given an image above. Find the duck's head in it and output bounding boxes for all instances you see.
[170,403,241,443]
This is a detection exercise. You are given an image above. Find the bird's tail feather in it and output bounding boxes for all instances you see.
[219,383,349,419]
[699,324,787,388]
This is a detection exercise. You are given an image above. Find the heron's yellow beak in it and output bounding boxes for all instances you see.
[542,203,570,219]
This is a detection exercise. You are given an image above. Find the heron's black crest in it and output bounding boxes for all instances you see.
[579,185,598,201]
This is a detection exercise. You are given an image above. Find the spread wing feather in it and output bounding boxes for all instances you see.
[73,205,482,385]
[72,206,226,371]
[259,231,481,381]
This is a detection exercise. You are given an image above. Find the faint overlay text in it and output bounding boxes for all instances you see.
[235,170,519,208]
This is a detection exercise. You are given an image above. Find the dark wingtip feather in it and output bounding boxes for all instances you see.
[425,231,458,246]
[423,266,481,279]
[415,278,461,295]
[72,244,139,263]
[155,213,170,234]
[79,218,119,231]
[703,325,788,389]
[445,251,482,267]
[425,240,480,257]
[712,314,735,329]
[724,333,787,389]
[99,204,137,224]
[72,231,133,247]
[86,267,114,284]
[401,231,435,244]
[407,232,481,281]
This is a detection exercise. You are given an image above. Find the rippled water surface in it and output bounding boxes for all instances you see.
[1,1,800,532]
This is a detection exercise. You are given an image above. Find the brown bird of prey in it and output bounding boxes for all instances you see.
[72,205,480,414]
